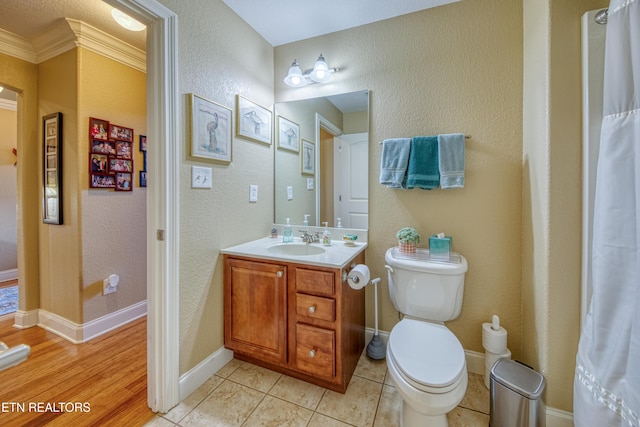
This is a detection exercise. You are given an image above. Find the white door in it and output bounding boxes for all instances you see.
[334,133,368,229]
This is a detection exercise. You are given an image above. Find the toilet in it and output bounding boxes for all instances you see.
[384,247,469,427]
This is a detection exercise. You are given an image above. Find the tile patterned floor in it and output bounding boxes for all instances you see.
[145,350,490,426]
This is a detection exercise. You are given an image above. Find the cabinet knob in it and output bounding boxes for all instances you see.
[276,271,283,277]
[308,348,316,358]
[308,305,316,314]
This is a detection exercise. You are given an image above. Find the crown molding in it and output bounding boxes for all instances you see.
[0,28,37,63]
[0,99,17,111]
[1,19,145,72]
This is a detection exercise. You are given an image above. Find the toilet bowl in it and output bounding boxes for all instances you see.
[384,247,469,427]
[386,318,468,427]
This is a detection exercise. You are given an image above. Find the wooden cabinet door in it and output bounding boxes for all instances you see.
[224,257,287,365]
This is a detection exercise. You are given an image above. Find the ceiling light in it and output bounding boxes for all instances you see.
[0,87,4,93]
[111,8,146,32]
[284,54,338,87]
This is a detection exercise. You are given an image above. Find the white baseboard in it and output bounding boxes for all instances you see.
[37,301,147,344]
[13,309,39,329]
[0,268,18,282]
[179,346,234,401]
[546,407,573,427]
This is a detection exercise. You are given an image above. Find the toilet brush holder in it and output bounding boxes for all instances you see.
[366,278,386,360]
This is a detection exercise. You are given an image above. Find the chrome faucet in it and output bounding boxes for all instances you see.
[300,230,320,243]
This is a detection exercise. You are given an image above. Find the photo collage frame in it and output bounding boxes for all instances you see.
[89,117,134,191]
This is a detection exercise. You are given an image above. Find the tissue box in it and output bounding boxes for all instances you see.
[429,235,452,261]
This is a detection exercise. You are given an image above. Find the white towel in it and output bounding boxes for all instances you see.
[379,138,411,188]
[437,133,465,189]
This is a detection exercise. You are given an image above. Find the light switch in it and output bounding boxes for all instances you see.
[287,186,293,200]
[249,185,258,202]
[191,166,212,188]
[307,178,314,190]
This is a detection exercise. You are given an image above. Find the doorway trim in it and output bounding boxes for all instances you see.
[104,0,180,413]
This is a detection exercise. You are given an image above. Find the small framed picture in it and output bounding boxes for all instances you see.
[115,141,132,159]
[143,151,147,171]
[115,172,133,191]
[91,139,116,155]
[236,95,272,145]
[109,158,133,172]
[90,173,116,188]
[277,116,300,152]
[139,171,147,187]
[89,153,109,174]
[139,135,147,152]
[190,93,233,163]
[89,117,109,141]
[301,139,315,175]
[43,112,63,224]
[109,124,134,143]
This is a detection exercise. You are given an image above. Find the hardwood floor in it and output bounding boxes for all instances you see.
[0,315,154,426]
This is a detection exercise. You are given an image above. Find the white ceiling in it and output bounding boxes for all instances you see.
[222,0,460,46]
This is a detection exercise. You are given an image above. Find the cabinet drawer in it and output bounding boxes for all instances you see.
[295,324,335,378]
[296,294,335,322]
[296,268,334,296]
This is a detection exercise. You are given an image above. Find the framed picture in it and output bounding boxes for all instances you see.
[90,173,116,188]
[115,172,133,191]
[236,95,272,145]
[277,116,300,152]
[301,139,315,175]
[139,135,147,152]
[190,93,232,163]
[91,139,116,155]
[89,117,109,141]
[43,112,63,224]
[139,171,147,188]
[108,123,134,143]
[115,141,132,159]
[109,158,133,173]
[89,153,109,174]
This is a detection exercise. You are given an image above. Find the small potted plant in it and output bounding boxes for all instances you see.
[396,227,420,254]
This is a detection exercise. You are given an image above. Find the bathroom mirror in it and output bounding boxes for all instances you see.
[274,90,369,228]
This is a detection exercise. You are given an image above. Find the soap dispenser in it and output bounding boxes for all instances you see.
[322,222,331,246]
[336,218,343,228]
[303,214,310,227]
[283,218,294,243]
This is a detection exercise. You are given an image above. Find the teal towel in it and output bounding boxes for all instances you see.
[406,136,440,190]
[438,133,465,189]
[379,138,411,188]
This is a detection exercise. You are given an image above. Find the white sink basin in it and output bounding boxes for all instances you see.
[267,243,326,256]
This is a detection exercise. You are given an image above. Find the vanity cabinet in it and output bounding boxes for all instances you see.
[223,252,365,393]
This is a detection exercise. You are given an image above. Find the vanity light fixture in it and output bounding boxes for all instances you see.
[111,8,146,32]
[284,54,339,87]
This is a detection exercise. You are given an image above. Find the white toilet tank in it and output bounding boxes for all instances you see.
[385,247,468,322]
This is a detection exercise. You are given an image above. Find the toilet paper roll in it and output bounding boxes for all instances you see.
[484,348,512,370]
[347,264,370,290]
[482,322,508,354]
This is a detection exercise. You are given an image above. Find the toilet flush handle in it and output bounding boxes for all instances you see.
[384,265,394,274]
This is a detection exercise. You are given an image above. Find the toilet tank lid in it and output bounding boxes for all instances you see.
[385,247,468,275]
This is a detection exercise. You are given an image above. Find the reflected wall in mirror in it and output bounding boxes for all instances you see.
[274,90,369,228]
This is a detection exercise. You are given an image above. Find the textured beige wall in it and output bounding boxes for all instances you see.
[156,0,275,375]
[0,107,17,165]
[78,48,147,323]
[276,0,524,359]
[38,49,82,322]
[0,52,39,311]
[0,107,17,271]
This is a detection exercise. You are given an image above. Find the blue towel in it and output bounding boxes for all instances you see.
[379,138,411,188]
[438,133,465,189]
[406,136,440,190]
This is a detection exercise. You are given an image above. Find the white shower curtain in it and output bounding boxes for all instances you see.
[574,0,640,426]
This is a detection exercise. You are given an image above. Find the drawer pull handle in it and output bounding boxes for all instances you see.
[308,348,316,358]
[276,271,283,277]
[308,305,316,314]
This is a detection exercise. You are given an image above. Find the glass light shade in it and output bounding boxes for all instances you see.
[111,8,146,32]
[284,60,307,87]
[309,54,332,83]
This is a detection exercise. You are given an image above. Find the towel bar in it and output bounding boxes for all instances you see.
[379,135,471,144]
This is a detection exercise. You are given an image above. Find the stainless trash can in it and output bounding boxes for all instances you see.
[490,358,546,427]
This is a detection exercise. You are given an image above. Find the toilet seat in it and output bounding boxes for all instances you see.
[388,319,466,394]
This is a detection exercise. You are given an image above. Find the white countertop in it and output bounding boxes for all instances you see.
[221,236,368,268]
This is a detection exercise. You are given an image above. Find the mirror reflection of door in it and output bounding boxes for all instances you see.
[334,133,368,229]
[320,127,334,225]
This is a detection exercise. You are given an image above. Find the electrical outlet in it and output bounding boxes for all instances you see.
[287,186,293,200]
[307,178,314,190]
[103,278,116,295]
